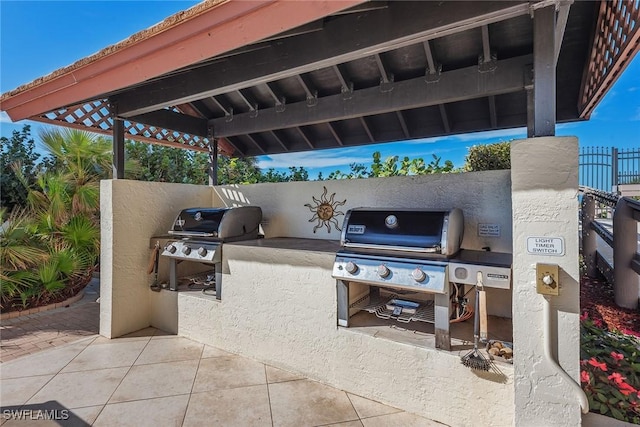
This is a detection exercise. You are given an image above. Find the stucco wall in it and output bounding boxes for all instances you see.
[101,171,516,425]
[100,150,585,424]
[100,172,514,334]
[100,179,213,338]
[176,243,514,427]
[214,170,513,253]
[510,137,581,426]
[215,171,513,317]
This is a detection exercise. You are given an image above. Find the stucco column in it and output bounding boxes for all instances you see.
[100,180,153,338]
[100,179,215,338]
[511,137,581,426]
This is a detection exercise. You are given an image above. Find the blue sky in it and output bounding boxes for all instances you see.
[1,1,638,177]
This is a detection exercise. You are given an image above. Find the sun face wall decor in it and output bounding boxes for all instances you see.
[304,186,347,233]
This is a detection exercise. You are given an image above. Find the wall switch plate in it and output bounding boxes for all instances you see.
[536,263,559,295]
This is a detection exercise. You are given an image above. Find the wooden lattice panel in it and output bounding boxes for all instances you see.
[579,0,640,118]
[34,100,209,152]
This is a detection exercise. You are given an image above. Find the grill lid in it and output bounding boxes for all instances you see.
[170,208,228,236]
[169,206,262,241]
[340,208,464,256]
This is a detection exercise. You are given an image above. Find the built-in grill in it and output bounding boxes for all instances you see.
[333,208,464,349]
[151,206,262,299]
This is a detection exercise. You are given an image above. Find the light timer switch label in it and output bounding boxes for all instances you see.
[527,237,565,256]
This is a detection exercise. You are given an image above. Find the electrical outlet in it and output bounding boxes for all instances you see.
[536,263,559,296]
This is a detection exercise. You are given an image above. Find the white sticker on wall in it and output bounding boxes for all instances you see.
[526,237,565,256]
[478,223,501,237]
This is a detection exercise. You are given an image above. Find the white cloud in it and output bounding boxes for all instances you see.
[360,129,527,148]
[401,137,440,145]
[447,127,527,143]
[557,122,581,130]
[257,148,370,169]
[256,129,530,170]
[0,111,14,124]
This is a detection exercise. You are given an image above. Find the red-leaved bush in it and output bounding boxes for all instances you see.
[581,313,640,423]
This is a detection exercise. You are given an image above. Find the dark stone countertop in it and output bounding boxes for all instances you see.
[226,238,511,267]
[451,250,512,268]
[224,237,341,254]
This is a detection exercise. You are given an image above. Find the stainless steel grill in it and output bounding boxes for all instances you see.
[333,207,513,351]
[333,208,463,349]
[151,206,262,299]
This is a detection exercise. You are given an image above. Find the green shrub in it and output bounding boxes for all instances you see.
[0,129,102,311]
[463,141,511,171]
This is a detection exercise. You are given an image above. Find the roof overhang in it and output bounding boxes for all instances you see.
[1,0,366,121]
[1,0,638,157]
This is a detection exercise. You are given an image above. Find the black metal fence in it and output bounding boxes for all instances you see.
[579,147,640,191]
[618,148,640,185]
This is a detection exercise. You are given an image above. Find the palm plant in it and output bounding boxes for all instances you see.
[0,209,46,308]
[39,128,112,179]
[28,130,103,276]
[1,128,104,310]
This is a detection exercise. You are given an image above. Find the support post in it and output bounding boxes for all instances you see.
[215,261,222,301]
[533,5,556,137]
[582,195,598,278]
[434,290,451,351]
[111,102,125,179]
[511,137,581,426]
[208,128,218,186]
[526,89,534,138]
[613,198,640,309]
[336,280,349,327]
[525,65,534,138]
[169,259,178,291]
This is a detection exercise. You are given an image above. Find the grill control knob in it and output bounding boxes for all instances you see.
[411,268,427,283]
[181,246,191,255]
[377,264,391,278]
[166,244,177,254]
[197,247,208,257]
[345,261,358,274]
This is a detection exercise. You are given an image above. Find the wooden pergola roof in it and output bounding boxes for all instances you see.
[1,0,638,157]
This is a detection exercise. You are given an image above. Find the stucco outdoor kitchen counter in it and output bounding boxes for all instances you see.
[175,236,514,427]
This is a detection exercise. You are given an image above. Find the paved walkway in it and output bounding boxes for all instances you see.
[0,278,100,363]
[0,279,445,426]
[0,328,442,426]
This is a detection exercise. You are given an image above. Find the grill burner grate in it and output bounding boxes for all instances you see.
[350,293,435,324]
[180,270,216,287]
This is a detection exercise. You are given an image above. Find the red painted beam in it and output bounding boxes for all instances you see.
[1,0,365,121]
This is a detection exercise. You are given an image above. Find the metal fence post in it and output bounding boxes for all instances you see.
[613,198,639,309]
[582,195,598,278]
[612,147,619,191]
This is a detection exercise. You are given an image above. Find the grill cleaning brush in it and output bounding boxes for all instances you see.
[461,272,491,371]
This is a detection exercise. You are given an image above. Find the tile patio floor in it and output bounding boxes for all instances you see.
[0,328,444,426]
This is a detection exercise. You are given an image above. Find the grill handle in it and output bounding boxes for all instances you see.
[147,244,160,275]
[343,242,441,253]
